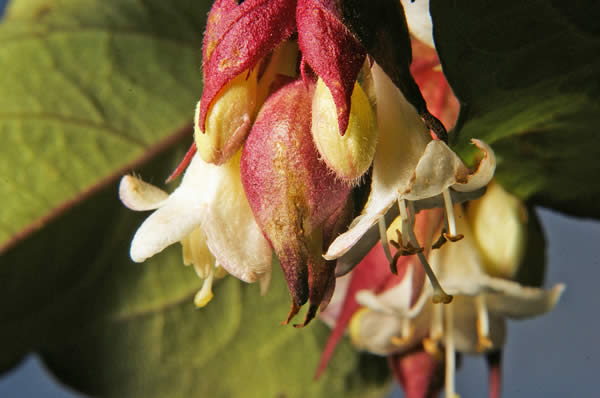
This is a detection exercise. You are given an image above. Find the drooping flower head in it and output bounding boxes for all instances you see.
[120,0,497,327]
[324,184,564,397]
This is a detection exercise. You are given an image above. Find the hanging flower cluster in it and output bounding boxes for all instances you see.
[320,183,564,398]
[313,3,565,394]
[120,0,496,329]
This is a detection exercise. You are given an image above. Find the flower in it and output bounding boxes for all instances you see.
[346,192,564,397]
[240,79,353,326]
[194,0,370,166]
[119,151,272,306]
[324,62,496,304]
[120,0,496,327]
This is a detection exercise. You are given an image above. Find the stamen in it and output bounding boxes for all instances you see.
[423,302,444,360]
[194,267,215,308]
[378,218,397,273]
[443,189,457,237]
[442,189,464,242]
[398,200,410,247]
[404,201,452,304]
[391,319,414,346]
[475,295,493,352]
[444,303,460,398]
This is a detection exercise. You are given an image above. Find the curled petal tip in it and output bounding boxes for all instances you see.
[452,139,496,192]
[119,175,168,211]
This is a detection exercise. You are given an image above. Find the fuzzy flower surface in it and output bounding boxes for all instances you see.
[119,0,496,327]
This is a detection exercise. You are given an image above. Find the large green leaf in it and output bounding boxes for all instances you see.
[0,0,206,249]
[431,0,600,218]
[0,0,390,396]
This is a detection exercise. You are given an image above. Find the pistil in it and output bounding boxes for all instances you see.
[475,295,493,352]
[444,303,460,398]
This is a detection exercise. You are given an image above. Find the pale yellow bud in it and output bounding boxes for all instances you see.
[466,181,527,279]
[311,78,377,183]
[195,69,258,165]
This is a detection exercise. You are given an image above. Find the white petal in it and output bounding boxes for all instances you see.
[130,187,206,262]
[483,280,565,319]
[119,175,169,211]
[129,153,221,262]
[324,64,431,260]
[349,304,431,356]
[356,265,415,316]
[402,139,495,200]
[200,151,272,283]
[430,207,565,319]
[451,139,496,192]
[400,0,435,48]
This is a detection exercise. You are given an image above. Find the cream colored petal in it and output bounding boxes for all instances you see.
[119,175,169,211]
[129,153,223,262]
[483,280,565,319]
[400,0,434,48]
[349,304,431,356]
[324,64,431,260]
[356,265,415,316]
[200,151,272,283]
[402,139,495,200]
[451,139,496,192]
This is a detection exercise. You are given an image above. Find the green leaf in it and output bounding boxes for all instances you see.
[0,0,206,249]
[431,0,600,218]
[0,0,390,396]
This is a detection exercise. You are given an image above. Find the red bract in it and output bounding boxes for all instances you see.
[240,80,351,326]
[389,349,444,398]
[297,0,366,135]
[197,0,297,132]
[197,0,366,136]
[315,210,442,378]
[410,39,459,131]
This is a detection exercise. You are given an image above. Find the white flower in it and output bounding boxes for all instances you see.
[119,151,272,306]
[325,63,495,262]
[349,205,564,397]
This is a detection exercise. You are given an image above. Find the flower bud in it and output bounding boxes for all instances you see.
[312,78,377,183]
[241,79,351,326]
[466,181,527,279]
[194,69,258,165]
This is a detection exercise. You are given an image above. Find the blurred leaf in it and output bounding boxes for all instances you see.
[0,0,206,249]
[432,0,600,218]
[0,0,390,396]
